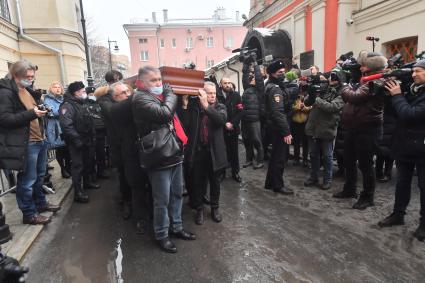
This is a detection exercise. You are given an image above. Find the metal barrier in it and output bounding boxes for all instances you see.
[0,170,17,197]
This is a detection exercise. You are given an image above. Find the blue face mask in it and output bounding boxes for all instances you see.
[149,86,163,95]
[20,79,32,88]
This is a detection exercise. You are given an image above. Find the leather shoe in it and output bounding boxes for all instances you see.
[274,187,294,195]
[170,230,196,240]
[195,208,204,225]
[378,212,405,227]
[157,238,177,253]
[38,203,61,213]
[253,162,264,169]
[304,178,318,187]
[352,197,374,210]
[23,214,51,225]
[232,173,242,183]
[320,183,332,190]
[242,161,252,168]
[211,208,222,223]
[84,182,100,190]
[333,190,357,199]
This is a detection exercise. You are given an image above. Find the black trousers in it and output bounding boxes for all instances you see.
[95,130,107,174]
[343,129,379,197]
[224,132,239,174]
[55,146,71,171]
[191,147,221,209]
[118,165,132,202]
[394,161,425,221]
[375,155,394,177]
[242,120,264,163]
[262,121,272,160]
[265,131,287,191]
[69,143,93,188]
[291,122,308,161]
[124,159,152,220]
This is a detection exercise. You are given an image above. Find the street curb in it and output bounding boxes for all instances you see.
[5,180,72,263]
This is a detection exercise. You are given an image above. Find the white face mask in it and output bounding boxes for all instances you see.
[88,95,96,101]
[80,92,87,100]
[20,79,33,88]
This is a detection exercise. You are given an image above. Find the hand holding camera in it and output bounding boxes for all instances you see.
[33,106,48,117]
[385,80,402,96]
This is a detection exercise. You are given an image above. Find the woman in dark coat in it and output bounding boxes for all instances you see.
[180,82,227,225]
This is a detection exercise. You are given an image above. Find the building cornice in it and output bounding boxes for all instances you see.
[245,0,295,28]
[23,28,84,45]
[0,17,18,40]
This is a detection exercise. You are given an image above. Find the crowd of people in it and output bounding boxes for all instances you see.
[0,50,424,253]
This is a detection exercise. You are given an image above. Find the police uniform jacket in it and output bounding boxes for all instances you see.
[264,76,291,137]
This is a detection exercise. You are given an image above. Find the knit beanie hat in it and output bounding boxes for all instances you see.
[413,59,425,69]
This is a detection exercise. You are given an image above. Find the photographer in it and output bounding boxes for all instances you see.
[241,53,265,169]
[0,60,60,225]
[304,70,345,190]
[263,60,293,195]
[378,60,425,242]
[333,51,386,210]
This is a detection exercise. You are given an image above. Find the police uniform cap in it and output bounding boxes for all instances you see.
[267,60,285,74]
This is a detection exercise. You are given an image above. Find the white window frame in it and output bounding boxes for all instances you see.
[160,38,165,48]
[140,51,149,61]
[206,36,214,48]
[186,37,193,49]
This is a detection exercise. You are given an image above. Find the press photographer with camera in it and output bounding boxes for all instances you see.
[303,69,345,190]
[241,51,265,169]
[378,59,425,242]
[333,51,386,210]
[0,60,61,225]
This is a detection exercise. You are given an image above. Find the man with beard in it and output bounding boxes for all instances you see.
[263,60,293,195]
[217,77,243,182]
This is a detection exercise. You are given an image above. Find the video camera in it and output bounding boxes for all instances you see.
[36,104,52,113]
[232,47,258,63]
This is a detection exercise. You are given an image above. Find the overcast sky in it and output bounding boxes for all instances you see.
[83,0,250,58]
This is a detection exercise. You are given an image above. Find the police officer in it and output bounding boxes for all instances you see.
[59,81,99,203]
[264,60,294,195]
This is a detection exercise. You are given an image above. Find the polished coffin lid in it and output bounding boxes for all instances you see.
[159,66,205,96]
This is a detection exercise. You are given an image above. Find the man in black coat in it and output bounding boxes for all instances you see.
[263,60,294,195]
[132,66,195,253]
[181,82,228,225]
[378,60,425,242]
[217,77,243,182]
[241,57,265,169]
[0,60,60,225]
[108,82,152,232]
[98,83,133,219]
[59,81,99,203]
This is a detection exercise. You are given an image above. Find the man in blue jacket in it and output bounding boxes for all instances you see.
[378,59,425,242]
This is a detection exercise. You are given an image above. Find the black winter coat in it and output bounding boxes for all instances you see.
[217,87,243,135]
[181,100,228,172]
[376,97,397,157]
[264,77,291,136]
[241,63,264,123]
[86,98,105,130]
[132,88,183,169]
[98,93,122,166]
[391,85,425,164]
[0,78,41,170]
[59,93,95,147]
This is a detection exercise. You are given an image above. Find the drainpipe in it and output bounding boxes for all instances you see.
[15,0,66,86]
[226,62,240,93]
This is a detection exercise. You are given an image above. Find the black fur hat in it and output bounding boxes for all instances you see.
[68,81,85,95]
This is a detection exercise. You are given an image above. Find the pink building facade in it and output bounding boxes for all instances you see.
[124,9,247,75]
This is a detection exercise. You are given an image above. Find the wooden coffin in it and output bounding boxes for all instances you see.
[159,66,205,96]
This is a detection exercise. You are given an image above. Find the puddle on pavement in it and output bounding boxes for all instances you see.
[108,238,124,283]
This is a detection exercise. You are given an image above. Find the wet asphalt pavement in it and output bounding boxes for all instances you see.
[23,156,425,283]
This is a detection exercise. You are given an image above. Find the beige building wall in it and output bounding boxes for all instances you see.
[0,0,87,89]
[311,1,326,70]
